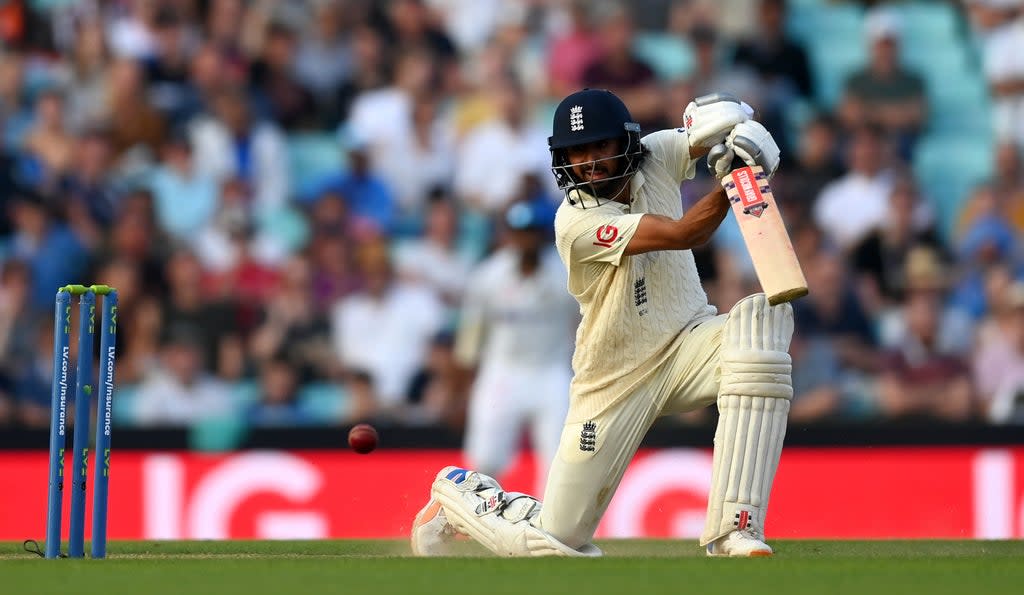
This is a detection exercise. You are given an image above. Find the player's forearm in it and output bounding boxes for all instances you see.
[624,186,730,254]
[678,186,731,246]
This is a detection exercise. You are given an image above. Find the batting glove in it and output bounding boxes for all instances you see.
[706,143,735,180]
[727,120,780,179]
[683,92,755,148]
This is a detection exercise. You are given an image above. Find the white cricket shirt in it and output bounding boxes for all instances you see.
[455,247,578,371]
[554,129,718,421]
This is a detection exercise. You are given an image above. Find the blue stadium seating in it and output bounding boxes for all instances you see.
[633,32,695,81]
[914,134,995,239]
[297,382,349,424]
[287,133,345,199]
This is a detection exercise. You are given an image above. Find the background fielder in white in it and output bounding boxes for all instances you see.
[455,202,578,493]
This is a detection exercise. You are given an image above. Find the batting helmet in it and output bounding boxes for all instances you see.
[548,89,645,205]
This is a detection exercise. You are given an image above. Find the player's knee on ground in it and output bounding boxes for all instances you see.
[429,466,601,557]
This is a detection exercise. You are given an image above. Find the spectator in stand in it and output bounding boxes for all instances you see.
[150,129,220,243]
[813,124,896,251]
[454,72,553,214]
[97,189,168,297]
[851,175,944,312]
[344,47,436,177]
[171,43,238,127]
[158,248,242,377]
[330,236,445,420]
[386,93,454,220]
[426,0,509,55]
[104,57,168,160]
[7,188,88,307]
[994,141,1024,199]
[951,184,1020,320]
[731,0,812,156]
[774,113,843,225]
[793,250,881,375]
[406,332,463,426]
[333,23,391,125]
[688,25,761,120]
[0,261,36,425]
[11,318,58,428]
[62,19,112,134]
[0,50,32,151]
[732,0,812,98]
[876,246,975,357]
[338,89,452,225]
[246,352,312,427]
[249,254,333,384]
[203,213,282,320]
[106,0,160,60]
[205,0,247,54]
[394,188,473,307]
[958,143,1024,234]
[974,279,1024,423]
[838,9,927,158]
[59,126,118,250]
[378,0,459,90]
[581,1,662,131]
[307,133,397,233]
[142,4,193,115]
[189,86,289,214]
[91,256,159,386]
[306,192,365,312]
[875,257,975,423]
[546,0,601,99]
[788,335,845,424]
[133,323,234,427]
[293,0,354,108]
[248,21,318,130]
[982,2,1024,147]
[21,88,76,186]
[344,369,380,424]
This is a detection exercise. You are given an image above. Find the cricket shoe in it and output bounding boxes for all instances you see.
[705,530,773,557]
[411,497,458,556]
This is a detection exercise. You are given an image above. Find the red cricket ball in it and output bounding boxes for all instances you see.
[348,423,378,454]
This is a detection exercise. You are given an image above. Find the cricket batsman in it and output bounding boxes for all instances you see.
[456,200,578,493]
[412,88,791,557]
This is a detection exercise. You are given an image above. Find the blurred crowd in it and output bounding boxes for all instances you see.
[0,0,1023,433]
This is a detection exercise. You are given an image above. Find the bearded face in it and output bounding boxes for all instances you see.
[565,138,629,199]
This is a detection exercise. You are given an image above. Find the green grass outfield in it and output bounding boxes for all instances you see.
[3,540,1023,595]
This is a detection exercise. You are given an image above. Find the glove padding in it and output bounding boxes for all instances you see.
[683,92,755,148]
[727,120,780,179]
[707,143,735,180]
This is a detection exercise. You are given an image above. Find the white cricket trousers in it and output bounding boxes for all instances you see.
[537,315,726,548]
[463,362,571,492]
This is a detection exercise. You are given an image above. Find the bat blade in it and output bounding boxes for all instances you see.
[721,165,808,305]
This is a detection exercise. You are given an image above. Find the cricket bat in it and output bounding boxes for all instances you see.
[721,165,808,305]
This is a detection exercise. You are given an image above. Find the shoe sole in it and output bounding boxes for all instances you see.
[706,549,774,558]
[410,499,443,557]
[706,544,774,558]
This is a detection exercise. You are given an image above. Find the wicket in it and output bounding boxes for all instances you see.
[44,284,118,559]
